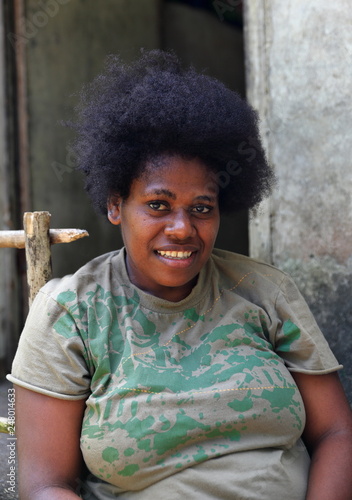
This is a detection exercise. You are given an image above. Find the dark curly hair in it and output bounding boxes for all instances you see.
[71,50,274,214]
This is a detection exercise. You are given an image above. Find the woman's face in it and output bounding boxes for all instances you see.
[108,156,220,302]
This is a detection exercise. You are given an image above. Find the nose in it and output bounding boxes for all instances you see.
[164,209,196,240]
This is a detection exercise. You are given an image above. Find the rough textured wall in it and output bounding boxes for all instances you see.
[245,0,352,400]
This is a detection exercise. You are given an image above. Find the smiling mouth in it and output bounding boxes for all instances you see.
[156,250,193,260]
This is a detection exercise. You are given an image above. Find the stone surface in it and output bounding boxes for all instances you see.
[245,0,352,401]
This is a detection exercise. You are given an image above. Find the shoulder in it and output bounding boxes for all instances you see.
[210,248,301,307]
[38,249,123,305]
[211,248,289,288]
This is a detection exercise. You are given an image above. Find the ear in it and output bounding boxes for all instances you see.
[107,195,121,226]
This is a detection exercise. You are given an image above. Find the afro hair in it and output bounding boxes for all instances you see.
[71,49,275,214]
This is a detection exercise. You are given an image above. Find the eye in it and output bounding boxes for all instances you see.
[148,201,169,211]
[192,205,213,214]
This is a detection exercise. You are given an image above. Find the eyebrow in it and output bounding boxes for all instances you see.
[196,195,217,203]
[145,189,216,203]
[147,188,176,199]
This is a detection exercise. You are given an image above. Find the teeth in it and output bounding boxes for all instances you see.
[157,250,192,259]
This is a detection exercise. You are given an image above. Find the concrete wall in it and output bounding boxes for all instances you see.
[245,0,352,401]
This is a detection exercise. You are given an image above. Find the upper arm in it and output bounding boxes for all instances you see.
[15,384,87,498]
[292,372,352,452]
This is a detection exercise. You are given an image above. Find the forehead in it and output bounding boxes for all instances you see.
[137,156,219,197]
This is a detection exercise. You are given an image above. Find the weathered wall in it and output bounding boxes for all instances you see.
[245,0,352,400]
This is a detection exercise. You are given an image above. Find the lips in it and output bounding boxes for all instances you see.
[156,250,193,260]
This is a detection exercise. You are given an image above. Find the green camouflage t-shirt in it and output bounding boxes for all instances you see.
[9,248,342,499]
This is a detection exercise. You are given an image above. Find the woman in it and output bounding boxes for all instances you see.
[9,50,352,499]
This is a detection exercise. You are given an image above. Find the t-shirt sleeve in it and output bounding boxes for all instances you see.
[271,274,342,374]
[7,286,91,400]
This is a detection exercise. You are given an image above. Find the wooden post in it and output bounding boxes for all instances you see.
[23,211,52,307]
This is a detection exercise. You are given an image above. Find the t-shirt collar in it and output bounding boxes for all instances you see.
[111,247,214,313]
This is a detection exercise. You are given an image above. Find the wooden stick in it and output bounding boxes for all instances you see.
[0,230,25,248]
[23,212,53,307]
[0,228,89,248]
